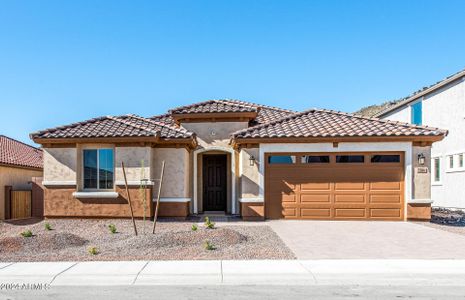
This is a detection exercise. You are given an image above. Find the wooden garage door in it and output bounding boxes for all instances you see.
[265,152,404,220]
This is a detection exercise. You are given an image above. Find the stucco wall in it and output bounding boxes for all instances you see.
[183,122,247,214]
[240,148,260,199]
[43,148,76,183]
[114,147,151,183]
[152,148,190,199]
[0,166,42,219]
[182,122,248,148]
[380,77,465,208]
[412,145,432,200]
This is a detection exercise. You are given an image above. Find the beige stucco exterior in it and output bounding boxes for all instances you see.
[43,148,76,183]
[240,148,260,199]
[0,165,42,219]
[412,145,432,200]
[114,147,151,184]
[152,148,190,199]
[182,122,248,148]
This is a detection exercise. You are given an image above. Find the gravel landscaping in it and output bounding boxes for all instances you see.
[415,207,465,237]
[0,219,295,261]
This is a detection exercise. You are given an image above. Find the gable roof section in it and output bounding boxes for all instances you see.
[374,68,465,118]
[150,99,296,125]
[232,109,447,141]
[0,135,43,169]
[169,99,259,115]
[30,115,194,142]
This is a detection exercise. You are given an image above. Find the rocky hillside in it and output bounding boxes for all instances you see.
[354,99,402,118]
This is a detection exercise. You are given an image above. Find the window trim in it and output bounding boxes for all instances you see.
[432,157,442,185]
[267,155,296,165]
[82,148,115,191]
[335,155,365,164]
[410,99,423,126]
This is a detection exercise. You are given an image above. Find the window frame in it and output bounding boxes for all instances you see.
[432,157,442,185]
[82,148,115,191]
[335,155,365,164]
[410,100,423,126]
[267,155,296,165]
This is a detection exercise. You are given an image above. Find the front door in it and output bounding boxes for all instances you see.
[203,154,227,211]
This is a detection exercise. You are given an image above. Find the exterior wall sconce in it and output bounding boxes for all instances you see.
[249,155,256,166]
[417,153,426,166]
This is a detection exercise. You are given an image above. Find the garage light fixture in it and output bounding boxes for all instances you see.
[417,153,426,166]
[249,155,256,166]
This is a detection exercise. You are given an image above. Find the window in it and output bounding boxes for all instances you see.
[459,154,464,168]
[449,155,454,169]
[301,155,330,163]
[371,155,401,163]
[83,149,114,189]
[433,158,441,183]
[411,101,422,125]
[268,155,296,164]
[336,155,364,163]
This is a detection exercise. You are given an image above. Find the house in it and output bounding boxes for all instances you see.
[30,100,447,221]
[374,69,465,210]
[0,135,43,220]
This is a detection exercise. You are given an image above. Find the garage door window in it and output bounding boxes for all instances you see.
[336,155,364,163]
[301,155,330,163]
[371,155,401,163]
[268,155,296,164]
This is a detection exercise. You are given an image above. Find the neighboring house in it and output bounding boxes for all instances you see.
[374,69,465,210]
[30,99,446,221]
[0,135,43,220]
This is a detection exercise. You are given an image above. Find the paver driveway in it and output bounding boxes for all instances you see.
[268,221,465,259]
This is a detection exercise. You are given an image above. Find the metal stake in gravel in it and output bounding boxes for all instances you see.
[122,162,138,236]
[152,160,166,234]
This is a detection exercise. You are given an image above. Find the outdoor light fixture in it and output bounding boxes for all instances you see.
[417,153,426,166]
[249,155,256,166]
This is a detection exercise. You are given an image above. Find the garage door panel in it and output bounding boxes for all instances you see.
[281,194,297,203]
[300,182,331,191]
[334,182,366,191]
[370,181,401,191]
[300,208,331,218]
[283,207,297,218]
[265,152,404,221]
[370,194,401,204]
[334,208,366,218]
[370,208,401,218]
[334,194,366,203]
[300,194,331,203]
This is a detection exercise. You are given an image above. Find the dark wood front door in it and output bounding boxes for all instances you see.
[203,154,227,211]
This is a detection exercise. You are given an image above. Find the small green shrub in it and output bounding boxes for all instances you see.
[204,217,215,229]
[108,224,117,234]
[88,246,99,255]
[20,230,33,238]
[44,222,52,231]
[191,224,198,231]
[203,240,216,251]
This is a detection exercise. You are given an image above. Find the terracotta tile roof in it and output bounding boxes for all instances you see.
[0,135,43,169]
[169,99,259,114]
[232,109,448,139]
[30,115,194,141]
[151,99,296,126]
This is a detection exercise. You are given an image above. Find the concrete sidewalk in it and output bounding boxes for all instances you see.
[1,260,465,286]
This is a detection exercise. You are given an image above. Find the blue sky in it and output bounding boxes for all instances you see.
[1,0,464,145]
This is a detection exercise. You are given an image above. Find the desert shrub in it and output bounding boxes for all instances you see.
[44,222,52,231]
[108,224,117,234]
[20,230,33,238]
[191,224,198,231]
[203,240,216,251]
[204,217,215,229]
[88,246,99,255]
